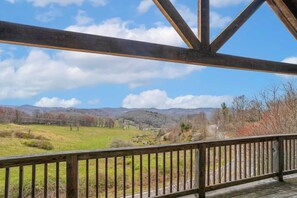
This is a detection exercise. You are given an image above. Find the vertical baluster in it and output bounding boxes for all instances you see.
[19,166,24,198]
[44,163,48,198]
[257,142,260,176]
[219,146,222,183]
[163,152,166,194]
[184,149,187,190]
[239,144,242,179]
[213,146,216,185]
[170,151,173,193]
[262,142,265,175]
[284,140,289,170]
[249,143,252,177]
[271,141,274,173]
[266,141,269,174]
[290,139,292,170]
[56,162,59,198]
[234,144,237,180]
[207,146,210,185]
[224,145,227,182]
[114,157,117,198]
[123,156,126,198]
[292,139,296,169]
[190,149,193,188]
[96,158,99,198]
[86,159,89,198]
[293,139,296,169]
[244,144,246,178]
[229,145,232,181]
[148,154,151,197]
[132,155,135,198]
[177,150,180,192]
[140,154,143,198]
[262,141,265,174]
[253,142,256,177]
[32,165,36,198]
[155,152,158,196]
[105,158,108,198]
[5,168,10,198]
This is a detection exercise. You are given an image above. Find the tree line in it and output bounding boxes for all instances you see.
[0,108,115,128]
[212,81,297,136]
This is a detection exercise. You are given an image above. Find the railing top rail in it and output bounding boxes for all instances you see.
[1,133,297,168]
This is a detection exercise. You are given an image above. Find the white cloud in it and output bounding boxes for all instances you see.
[66,17,184,45]
[210,12,232,28]
[26,0,107,7]
[5,0,16,3]
[88,0,107,6]
[0,18,201,99]
[278,57,297,79]
[36,8,61,22]
[210,0,250,8]
[122,89,233,109]
[75,10,94,25]
[283,57,297,64]
[137,0,231,29]
[27,0,84,7]
[35,97,81,108]
[137,0,154,14]
[88,99,100,105]
[177,6,231,29]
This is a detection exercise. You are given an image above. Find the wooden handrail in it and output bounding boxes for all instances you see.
[1,134,297,198]
[1,134,296,168]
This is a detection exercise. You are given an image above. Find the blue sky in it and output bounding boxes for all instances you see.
[0,0,296,109]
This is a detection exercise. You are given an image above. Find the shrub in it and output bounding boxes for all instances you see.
[14,132,47,140]
[0,131,12,138]
[23,140,54,150]
[109,139,133,148]
[180,122,192,132]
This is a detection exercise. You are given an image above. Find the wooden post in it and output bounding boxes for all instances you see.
[198,143,206,198]
[195,147,199,197]
[66,155,79,198]
[198,0,210,51]
[278,137,284,182]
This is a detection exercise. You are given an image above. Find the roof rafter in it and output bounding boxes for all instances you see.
[0,21,296,75]
[153,0,201,49]
[210,0,265,52]
[198,0,210,51]
[267,0,297,40]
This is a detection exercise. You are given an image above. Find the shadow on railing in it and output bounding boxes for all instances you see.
[1,134,297,198]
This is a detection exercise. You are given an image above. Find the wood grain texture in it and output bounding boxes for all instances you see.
[198,0,210,50]
[267,0,297,40]
[0,21,296,75]
[153,0,200,49]
[211,0,265,52]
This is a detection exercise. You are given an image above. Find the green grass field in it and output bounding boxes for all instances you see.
[0,123,141,157]
[0,124,194,198]
[0,124,150,197]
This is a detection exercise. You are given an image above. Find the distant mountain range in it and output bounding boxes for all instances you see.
[1,105,217,128]
[9,105,217,119]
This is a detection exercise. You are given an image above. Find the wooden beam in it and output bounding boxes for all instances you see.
[210,0,265,52]
[153,0,200,49]
[267,0,297,40]
[198,0,210,51]
[0,21,297,75]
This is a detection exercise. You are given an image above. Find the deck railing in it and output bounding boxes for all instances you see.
[1,134,297,198]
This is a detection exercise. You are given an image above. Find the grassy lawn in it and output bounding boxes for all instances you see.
[0,124,194,197]
[0,124,149,197]
[0,123,141,157]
